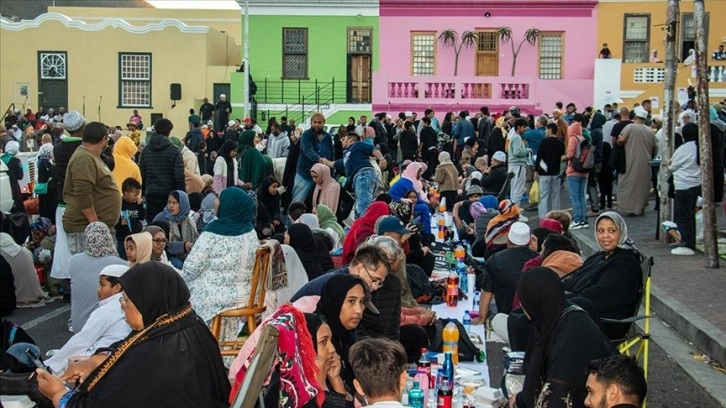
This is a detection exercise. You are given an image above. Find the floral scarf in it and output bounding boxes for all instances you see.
[84,222,118,258]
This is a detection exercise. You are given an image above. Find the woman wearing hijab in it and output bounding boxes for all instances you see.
[213,140,242,193]
[488,117,507,155]
[1,140,24,212]
[315,274,369,394]
[124,232,153,268]
[398,120,418,162]
[563,212,642,340]
[111,136,142,193]
[286,223,325,280]
[312,163,341,213]
[317,204,345,248]
[37,261,231,408]
[668,123,701,256]
[476,199,521,258]
[341,201,390,264]
[68,222,126,333]
[237,129,266,189]
[153,190,199,269]
[181,187,260,330]
[435,151,459,211]
[37,142,58,221]
[389,162,431,229]
[256,176,284,238]
[282,131,302,210]
[0,232,48,308]
[512,267,614,408]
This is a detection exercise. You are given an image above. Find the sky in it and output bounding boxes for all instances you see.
[146,0,240,10]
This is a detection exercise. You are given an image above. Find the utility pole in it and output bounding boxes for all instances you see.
[693,0,718,268]
[243,0,250,119]
[659,0,679,242]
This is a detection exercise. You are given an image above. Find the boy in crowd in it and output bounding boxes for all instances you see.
[115,178,145,259]
[288,202,307,224]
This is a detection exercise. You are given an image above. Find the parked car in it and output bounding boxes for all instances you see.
[0,160,13,212]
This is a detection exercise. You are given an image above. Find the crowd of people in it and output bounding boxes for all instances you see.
[5,95,723,407]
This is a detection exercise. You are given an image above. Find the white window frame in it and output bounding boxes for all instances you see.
[411,32,436,76]
[538,33,564,80]
[623,14,650,63]
[119,53,152,108]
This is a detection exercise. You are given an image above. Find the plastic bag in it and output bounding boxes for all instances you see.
[529,180,540,204]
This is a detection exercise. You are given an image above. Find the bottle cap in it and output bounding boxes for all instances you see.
[413,381,420,387]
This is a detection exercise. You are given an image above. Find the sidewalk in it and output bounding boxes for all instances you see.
[569,205,726,367]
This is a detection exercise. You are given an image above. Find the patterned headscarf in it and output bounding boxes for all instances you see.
[30,217,52,235]
[83,222,119,258]
[38,143,54,159]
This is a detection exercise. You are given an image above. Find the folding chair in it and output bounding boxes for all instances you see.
[229,324,280,408]
[496,172,515,202]
[601,255,653,405]
[210,246,272,356]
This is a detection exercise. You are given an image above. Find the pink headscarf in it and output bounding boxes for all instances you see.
[402,162,428,202]
[311,163,340,213]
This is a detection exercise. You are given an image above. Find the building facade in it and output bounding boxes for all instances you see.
[595,0,726,114]
[232,0,378,125]
[373,0,599,117]
[0,11,240,134]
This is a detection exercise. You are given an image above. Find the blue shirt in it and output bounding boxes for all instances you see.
[453,118,475,143]
[334,141,376,181]
[296,128,334,180]
[522,127,546,155]
[290,267,348,302]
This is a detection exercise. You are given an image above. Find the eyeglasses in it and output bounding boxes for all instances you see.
[153,238,167,245]
[360,264,385,290]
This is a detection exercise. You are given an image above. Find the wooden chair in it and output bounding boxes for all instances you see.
[210,246,272,356]
[229,324,280,408]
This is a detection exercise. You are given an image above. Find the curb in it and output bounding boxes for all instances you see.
[570,230,726,368]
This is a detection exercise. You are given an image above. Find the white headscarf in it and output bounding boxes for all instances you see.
[4,141,19,155]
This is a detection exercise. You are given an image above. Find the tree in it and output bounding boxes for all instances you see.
[495,26,540,76]
[438,29,478,76]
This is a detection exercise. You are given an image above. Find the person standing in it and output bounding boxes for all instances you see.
[616,108,657,216]
[292,112,334,204]
[668,123,701,256]
[508,118,529,207]
[452,110,474,160]
[62,122,121,255]
[535,123,565,220]
[139,118,186,222]
[588,112,607,217]
[565,119,590,229]
[199,97,215,127]
[215,94,232,132]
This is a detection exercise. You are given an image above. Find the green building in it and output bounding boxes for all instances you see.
[232,0,378,126]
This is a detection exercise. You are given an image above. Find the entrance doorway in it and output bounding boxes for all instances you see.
[347,27,372,103]
[475,31,498,77]
[37,51,68,111]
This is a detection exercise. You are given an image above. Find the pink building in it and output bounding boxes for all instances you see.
[373,0,598,116]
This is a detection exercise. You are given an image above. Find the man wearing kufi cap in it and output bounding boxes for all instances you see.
[215,94,232,132]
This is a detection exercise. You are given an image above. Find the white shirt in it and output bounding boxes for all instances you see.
[367,401,405,407]
[45,292,131,375]
[669,141,701,190]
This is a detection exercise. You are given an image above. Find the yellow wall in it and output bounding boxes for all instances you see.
[0,15,240,137]
[597,0,726,108]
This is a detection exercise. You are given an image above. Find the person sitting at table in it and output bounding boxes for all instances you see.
[479,150,508,195]
[562,212,643,340]
[471,195,499,253]
[510,267,615,408]
[388,199,436,277]
[389,162,432,230]
[473,222,537,325]
[349,338,409,408]
[452,185,483,243]
[476,199,521,259]
[342,201,390,264]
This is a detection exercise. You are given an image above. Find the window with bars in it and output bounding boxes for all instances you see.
[634,67,665,83]
[411,32,436,76]
[283,28,308,79]
[539,33,563,79]
[348,27,372,54]
[477,32,497,52]
[623,14,650,63]
[119,53,151,108]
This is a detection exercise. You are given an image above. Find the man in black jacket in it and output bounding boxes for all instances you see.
[480,150,508,194]
[535,123,566,220]
[139,118,185,222]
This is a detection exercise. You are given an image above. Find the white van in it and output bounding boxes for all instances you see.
[0,160,13,212]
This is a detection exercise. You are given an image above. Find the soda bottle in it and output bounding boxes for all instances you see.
[417,348,432,387]
[437,217,445,240]
[409,381,425,408]
[446,269,459,307]
[462,310,472,334]
[442,323,459,365]
[455,245,465,261]
[436,376,453,408]
[414,367,429,402]
[457,260,467,293]
[470,291,481,319]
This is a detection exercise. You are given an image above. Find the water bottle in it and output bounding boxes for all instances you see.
[409,380,425,408]
[471,291,481,319]
[442,351,455,385]
[417,348,432,388]
[434,367,444,395]
[457,260,468,293]
[463,310,472,334]
[414,367,430,402]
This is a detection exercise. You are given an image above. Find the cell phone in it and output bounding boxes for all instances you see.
[26,348,49,371]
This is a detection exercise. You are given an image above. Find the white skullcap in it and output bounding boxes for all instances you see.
[100,264,129,278]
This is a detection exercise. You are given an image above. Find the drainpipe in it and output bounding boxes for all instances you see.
[243,0,250,119]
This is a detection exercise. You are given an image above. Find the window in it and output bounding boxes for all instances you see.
[411,32,436,76]
[680,13,709,62]
[40,53,66,79]
[283,28,308,79]
[539,33,564,79]
[623,14,650,63]
[348,27,372,54]
[119,53,151,108]
[634,67,665,83]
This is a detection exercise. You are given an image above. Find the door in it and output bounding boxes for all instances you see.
[37,51,68,111]
[349,55,371,103]
[212,83,231,129]
[475,31,498,77]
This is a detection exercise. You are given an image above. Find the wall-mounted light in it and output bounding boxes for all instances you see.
[484,12,491,18]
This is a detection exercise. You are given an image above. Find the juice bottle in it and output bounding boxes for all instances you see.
[437,217,445,240]
[446,269,459,307]
[454,245,465,261]
[442,320,459,365]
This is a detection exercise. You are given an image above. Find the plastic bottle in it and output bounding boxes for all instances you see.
[438,217,445,240]
[414,367,429,402]
[439,196,447,213]
[436,376,453,408]
[408,380,425,408]
[446,269,459,307]
[434,367,444,395]
[455,244,465,261]
[462,310,472,334]
[457,260,468,293]
[417,348,432,387]
[442,320,459,365]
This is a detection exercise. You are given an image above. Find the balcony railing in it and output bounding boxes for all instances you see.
[385,77,533,102]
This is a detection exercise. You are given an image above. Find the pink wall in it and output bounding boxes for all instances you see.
[373,0,599,114]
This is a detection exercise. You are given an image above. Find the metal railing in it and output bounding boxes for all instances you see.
[256,78,353,124]
[0,103,16,124]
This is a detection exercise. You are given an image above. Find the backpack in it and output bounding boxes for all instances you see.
[571,136,594,173]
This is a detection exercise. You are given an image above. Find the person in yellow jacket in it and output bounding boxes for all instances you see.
[112,135,142,193]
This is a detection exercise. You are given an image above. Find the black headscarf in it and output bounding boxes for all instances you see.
[287,223,323,280]
[256,176,281,218]
[120,261,191,327]
[315,274,365,392]
[517,267,567,407]
[589,112,607,130]
[304,313,325,352]
[681,122,700,165]
[219,140,237,187]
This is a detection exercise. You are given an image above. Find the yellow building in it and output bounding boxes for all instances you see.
[0,11,240,135]
[595,0,726,114]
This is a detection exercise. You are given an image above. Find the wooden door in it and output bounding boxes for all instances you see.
[349,55,371,103]
[475,31,498,77]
